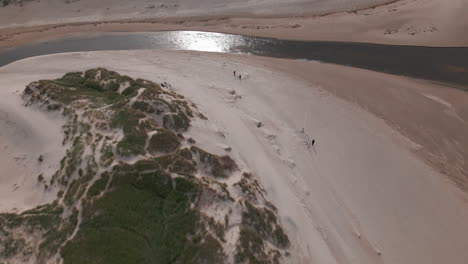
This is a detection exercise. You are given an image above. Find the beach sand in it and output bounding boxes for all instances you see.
[1,50,468,263]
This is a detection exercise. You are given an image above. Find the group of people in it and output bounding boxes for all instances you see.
[301,128,315,149]
[234,70,242,80]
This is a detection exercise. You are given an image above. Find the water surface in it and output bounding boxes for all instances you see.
[1,31,467,88]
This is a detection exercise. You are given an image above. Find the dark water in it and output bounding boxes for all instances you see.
[1,31,467,89]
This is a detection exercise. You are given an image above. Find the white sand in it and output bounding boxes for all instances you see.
[1,50,468,263]
[0,71,65,213]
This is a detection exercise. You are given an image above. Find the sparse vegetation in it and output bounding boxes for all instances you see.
[110,108,149,156]
[1,0,34,7]
[1,0,10,7]
[235,200,289,263]
[147,128,181,154]
[99,142,114,167]
[0,202,69,262]
[191,146,238,178]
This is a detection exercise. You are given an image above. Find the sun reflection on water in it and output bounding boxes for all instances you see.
[161,31,240,53]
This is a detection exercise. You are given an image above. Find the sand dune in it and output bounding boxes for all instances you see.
[1,50,468,263]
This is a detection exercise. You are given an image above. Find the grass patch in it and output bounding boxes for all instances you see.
[241,201,289,249]
[147,129,181,154]
[60,162,221,264]
[23,68,139,109]
[163,112,190,131]
[110,109,148,156]
[87,172,110,198]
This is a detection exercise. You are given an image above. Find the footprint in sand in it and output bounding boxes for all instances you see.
[272,144,281,155]
[286,158,296,169]
[227,90,242,103]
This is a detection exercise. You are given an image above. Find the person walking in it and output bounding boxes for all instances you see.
[239,74,242,80]
[234,70,236,77]
[311,139,315,146]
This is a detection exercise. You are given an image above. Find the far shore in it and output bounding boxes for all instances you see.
[1,0,468,49]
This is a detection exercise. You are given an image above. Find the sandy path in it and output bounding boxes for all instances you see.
[1,50,468,263]
[0,0,467,48]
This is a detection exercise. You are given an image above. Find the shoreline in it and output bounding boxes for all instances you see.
[1,0,468,49]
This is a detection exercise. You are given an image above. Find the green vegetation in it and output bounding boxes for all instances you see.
[242,201,289,249]
[0,237,25,258]
[0,203,63,233]
[37,208,78,262]
[234,172,265,201]
[163,112,190,131]
[132,100,155,114]
[61,163,222,264]
[235,200,290,264]
[151,148,198,176]
[110,108,149,156]
[55,135,85,185]
[87,172,110,198]
[99,142,114,167]
[147,129,181,154]
[0,202,71,262]
[23,68,137,108]
[190,146,238,178]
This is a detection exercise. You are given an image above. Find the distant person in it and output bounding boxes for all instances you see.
[312,139,315,146]
[239,74,242,80]
[301,128,304,133]
[234,70,236,76]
